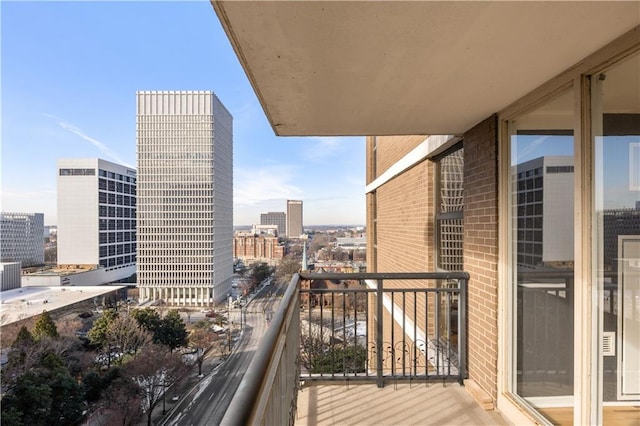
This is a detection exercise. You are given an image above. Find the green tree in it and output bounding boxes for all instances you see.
[130,307,162,337]
[88,309,119,348]
[32,310,58,340]
[13,325,34,347]
[1,352,85,426]
[88,309,120,368]
[250,262,272,285]
[1,371,52,426]
[157,310,188,352]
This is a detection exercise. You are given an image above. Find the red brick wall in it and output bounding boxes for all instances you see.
[463,115,499,401]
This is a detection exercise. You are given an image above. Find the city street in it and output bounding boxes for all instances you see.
[160,282,281,426]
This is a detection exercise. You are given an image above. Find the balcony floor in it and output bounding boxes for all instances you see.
[295,381,511,426]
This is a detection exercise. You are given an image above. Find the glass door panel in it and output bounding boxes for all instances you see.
[509,88,575,420]
[593,52,640,423]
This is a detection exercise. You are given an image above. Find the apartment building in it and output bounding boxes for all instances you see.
[212,2,640,424]
[136,91,233,306]
[286,200,303,238]
[232,232,284,265]
[0,212,45,267]
[260,211,286,236]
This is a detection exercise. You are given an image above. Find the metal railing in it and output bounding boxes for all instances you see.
[221,271,469,426]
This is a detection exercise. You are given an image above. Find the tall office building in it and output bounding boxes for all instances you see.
[0,212,44,267]
[286,200,303,238]
[514,156,574,269]
[260,211,286,236]
[136,91,233,306]
[57,158,137,281]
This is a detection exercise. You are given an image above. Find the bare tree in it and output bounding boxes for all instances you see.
[102,376,142,426]
[126,344,187,426]
[188,327,212,376]
[106,315,153,360]
[275,255,301,285]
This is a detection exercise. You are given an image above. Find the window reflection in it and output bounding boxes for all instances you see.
[510,89,575,412]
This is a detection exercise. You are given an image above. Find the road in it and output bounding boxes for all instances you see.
[162,283,282,426]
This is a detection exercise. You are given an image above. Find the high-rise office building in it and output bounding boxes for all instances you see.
[260,211,286,236]
[514,156,574,269]
[57,158,137,281]
[286,200,303,238]
[136,91,233,306]
[0,212,44,267]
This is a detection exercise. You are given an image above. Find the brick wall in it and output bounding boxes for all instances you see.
[372,135,428,177]
[463,115,499,401]
[375,160,434,273]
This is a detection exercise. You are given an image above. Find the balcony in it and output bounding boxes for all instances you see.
[221,272,509,425]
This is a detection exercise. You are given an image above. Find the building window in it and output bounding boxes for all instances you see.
[435,145,464,271]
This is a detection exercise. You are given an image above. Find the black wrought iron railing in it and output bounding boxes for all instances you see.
[221,271,469,426]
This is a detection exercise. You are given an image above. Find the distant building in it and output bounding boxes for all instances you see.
[252,224,279,236]
[57,158,137,283]
[0,262,21,291]
[602,207,640,273]
[286,200,303,238]
[514,156,574,269]
[335,237,367,250]
[260,211,286,236]
[233,233,284,265]
[0,212,45,267]
[136,91,233,306]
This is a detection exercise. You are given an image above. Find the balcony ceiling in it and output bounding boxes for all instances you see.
[212,1,639,136]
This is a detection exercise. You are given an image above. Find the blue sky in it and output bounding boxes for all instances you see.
[1,1,366,226]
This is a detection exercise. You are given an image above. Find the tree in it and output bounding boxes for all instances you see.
[275,255,301,285]
[32,310,58,340]
[126,344,186,426]
[102,375,142,426]
[88,309,118,348]
[105,315,152,360]
[157,310,188,352]
[1,352,85,426]
[250,262,272,285]
[130,307,162,338]
[300,326,366,374]
[88,309,119,367]
[1,371,52,426]
[188,327,212,376]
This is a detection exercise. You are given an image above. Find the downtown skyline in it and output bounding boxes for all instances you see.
[1,1,366,227]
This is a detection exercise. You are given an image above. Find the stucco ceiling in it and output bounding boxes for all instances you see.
[212,1,640,136]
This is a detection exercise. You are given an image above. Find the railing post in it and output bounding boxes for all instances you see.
[376,279,384,388]
[458,277,467,385]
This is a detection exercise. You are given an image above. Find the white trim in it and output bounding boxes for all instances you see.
[527,395,574,408]
[365,135,461,193]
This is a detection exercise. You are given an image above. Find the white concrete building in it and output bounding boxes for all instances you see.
[57,158,137,282]
[0,212,44,267]
[514,156,575,269]
[136,91,233,306]
[0,262,21,292]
